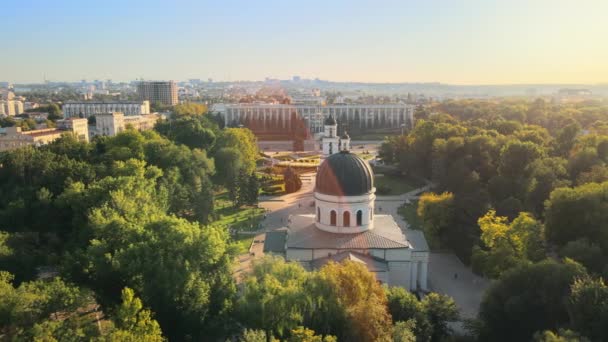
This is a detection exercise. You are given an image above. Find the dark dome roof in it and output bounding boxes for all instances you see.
[341,131,350,139]
[324,115,337,125]
[315,151,374,196]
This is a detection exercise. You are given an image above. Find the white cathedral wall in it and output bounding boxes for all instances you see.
[314,192,375,233]
[370,248,411,261]
[286,249,313,261]
[385,248,411,261]
[388,261,413,290]
[375,271,389,284]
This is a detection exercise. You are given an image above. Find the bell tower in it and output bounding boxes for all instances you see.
[322,115,339,157]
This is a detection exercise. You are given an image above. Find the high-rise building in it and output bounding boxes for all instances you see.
[137,81,178,106]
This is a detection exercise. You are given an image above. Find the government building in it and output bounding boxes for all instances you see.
[264,120,429,290]
[213,103,414,133]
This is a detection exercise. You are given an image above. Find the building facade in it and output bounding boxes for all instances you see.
[137,81,178,106]
[214,103,414,133]
[0,100,24,116]
[63,100,150,118]
[96,112,125,136]
[266,151,430,290]
[94,112,162,137]
[0,118,88,151]
[57,118,89,142]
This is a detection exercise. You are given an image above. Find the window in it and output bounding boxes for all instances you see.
[330,210,336,226]
[317,207,321,222]
[343,211,350,227]
[357,210,363,226]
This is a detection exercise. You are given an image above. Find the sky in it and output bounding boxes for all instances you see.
[3,0,608,85]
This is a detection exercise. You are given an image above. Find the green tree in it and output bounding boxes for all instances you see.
[287,326,337,342]
[417,192,454,249]
[472,210,545,277]
[239,329,271,342]
[421,293,458,342]
[214,128,258,174]
[103,287,164,342]
[533,329,589,342]
[414,105,429,121]
[47,103,62,121]
[172,102,207,117]
[567,277,608,342]
[478,259,588,342]
[237,256,309,340]
[545,181,608,252]
[393,320,416,342]
[559,238,605,275]
[214,147,243,187]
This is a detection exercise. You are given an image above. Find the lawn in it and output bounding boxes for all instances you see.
[354,152,374,160]
[214,192,266,232]
[233,233,255,254]
[374,174,418,195]
[398,200,422,231]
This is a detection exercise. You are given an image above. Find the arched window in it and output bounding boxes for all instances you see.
[330,210,337,226]
[317,207,321,222]
[357,210,363,226]
[343,211,350,227]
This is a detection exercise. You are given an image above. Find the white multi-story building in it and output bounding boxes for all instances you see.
[63,100,150,118]
[94,112,162,137]
[213,103,414,133]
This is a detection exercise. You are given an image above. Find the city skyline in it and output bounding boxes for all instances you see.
[4,0,608,85]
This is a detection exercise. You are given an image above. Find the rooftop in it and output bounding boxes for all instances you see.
[263,229,288,254]
[286,214,412,250]
[310,251,388,272]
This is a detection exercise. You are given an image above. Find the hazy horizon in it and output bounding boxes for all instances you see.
[4,0,608,85]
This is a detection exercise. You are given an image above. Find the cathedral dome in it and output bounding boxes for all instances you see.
[324,115,337,125]
[315,151,374,196]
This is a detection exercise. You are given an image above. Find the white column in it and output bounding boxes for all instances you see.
[419,261,428,290]
[410,261,418,290]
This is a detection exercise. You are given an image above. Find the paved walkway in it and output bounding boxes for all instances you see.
[374,186,490,321]
[428,253,490,319]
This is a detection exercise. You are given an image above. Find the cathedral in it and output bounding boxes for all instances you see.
[265,116,430,290]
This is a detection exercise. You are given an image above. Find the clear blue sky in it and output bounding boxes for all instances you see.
[4,0,608,84]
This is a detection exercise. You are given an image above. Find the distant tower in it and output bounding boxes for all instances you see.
[322,115,339,156]
[340,131,351,152]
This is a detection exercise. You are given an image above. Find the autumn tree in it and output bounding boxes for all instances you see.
[417,192,454,248]
[472,210,545,277]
